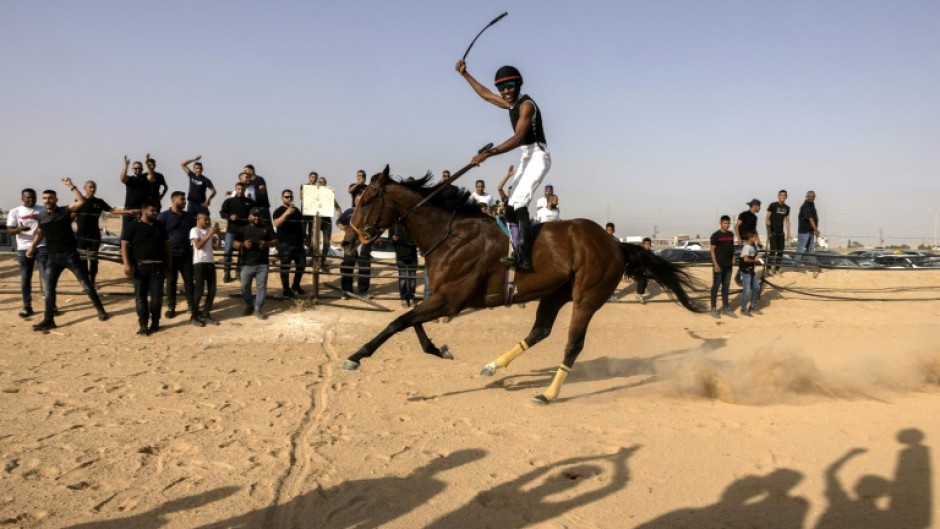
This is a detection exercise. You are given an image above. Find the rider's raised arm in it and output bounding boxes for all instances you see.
[456,60,508,109]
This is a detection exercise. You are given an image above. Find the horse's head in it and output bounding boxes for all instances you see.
[350,165,400,244]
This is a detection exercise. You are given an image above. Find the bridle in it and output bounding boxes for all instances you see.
[349,181,460,257]
[350,183,403,244]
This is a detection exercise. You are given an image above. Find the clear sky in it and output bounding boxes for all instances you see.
[2,1,938,245]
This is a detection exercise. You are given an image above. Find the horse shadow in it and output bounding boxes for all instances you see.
[412,330,726,403]
[633,428,931,529]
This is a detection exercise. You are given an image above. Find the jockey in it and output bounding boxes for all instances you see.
[456,60,550,271]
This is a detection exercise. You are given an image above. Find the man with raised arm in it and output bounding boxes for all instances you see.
[119,155,154,230]
[456,60,550,270]
[180,155,216,215]
[26,178,109,331]
[75,180,139,287]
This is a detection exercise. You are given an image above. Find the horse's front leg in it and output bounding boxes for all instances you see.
[342,294,452,371]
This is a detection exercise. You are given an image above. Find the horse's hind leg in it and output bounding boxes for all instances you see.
[414,323,453,360]
[533,296,604,405]
[481,289,570,376]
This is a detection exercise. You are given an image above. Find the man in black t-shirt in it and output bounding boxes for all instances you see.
[243,164,270,226]
[122,201,172,336]
[709,215,737,319]
[26,179,109,331]
[76,180,138,287]
[765,190,791,274]
[234,208,277,319]
[273,189,305,298]
[348,170,367,209]
[120,156,153,231]
[157,192,196,319]
[219,182,255,282]
[796,191,820,266]
[735,199,762,246]
[180,155,217,215]
[144,156,169,209]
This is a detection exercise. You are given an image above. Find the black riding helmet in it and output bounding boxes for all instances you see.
[494,65,523,87]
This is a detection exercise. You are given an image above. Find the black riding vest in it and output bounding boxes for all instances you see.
[509,94,547,146]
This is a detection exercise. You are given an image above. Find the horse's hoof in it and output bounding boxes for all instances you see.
[341,360,361,371]
[480,362,497,377]
[440,346,453,360]
[532,394,551,405]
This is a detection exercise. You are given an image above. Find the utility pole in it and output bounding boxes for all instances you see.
[879,228,884,248]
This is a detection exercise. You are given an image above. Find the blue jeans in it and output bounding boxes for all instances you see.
[133,263,165,326]
[741,270,761,311]
[795,232,815,266]
[277,243,306,290]
[710,265,732,309]
[240,264,269,311]
[396,254,418,301]
[17,248,48,310]
[223,232,238,277]
[44,251,104,319]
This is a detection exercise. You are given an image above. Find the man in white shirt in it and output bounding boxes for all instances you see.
[534,184,554,211]
[7,188,47,317]
[471,180,495,209]
[189,211,222,326]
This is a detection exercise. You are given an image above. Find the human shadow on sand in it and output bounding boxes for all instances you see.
[814,428,931,529]
[633,428,931,529]
[424,446,639,529]
[191,448,487,529]
[408,330,726,403]
[186,446,637,529]
[59,486,239,529]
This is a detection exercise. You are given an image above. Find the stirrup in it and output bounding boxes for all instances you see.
[500,254,519,266]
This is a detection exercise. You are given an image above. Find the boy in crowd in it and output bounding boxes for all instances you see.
[190,212,222,326]
[739,231,762,316]
[709,215,736,319]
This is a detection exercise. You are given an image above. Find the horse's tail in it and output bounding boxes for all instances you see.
[620,243,705,313]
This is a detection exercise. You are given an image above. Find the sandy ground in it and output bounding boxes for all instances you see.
[1,249,939,529]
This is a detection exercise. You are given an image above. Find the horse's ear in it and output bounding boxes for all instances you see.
[381,165,390,184]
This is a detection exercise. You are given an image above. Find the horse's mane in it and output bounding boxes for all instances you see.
[393,172,488,217]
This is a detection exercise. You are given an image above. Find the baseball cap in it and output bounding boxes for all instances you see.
[249,207,263,215]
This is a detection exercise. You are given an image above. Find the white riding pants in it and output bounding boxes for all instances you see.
[507,144,551,209]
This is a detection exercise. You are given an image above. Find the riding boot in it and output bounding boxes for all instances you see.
[515,207,532,270]
[500,206,521,266]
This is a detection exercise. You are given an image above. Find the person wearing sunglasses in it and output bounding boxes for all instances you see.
[455,60,549,271]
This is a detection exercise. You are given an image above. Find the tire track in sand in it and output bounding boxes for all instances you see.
[267,321,340,528]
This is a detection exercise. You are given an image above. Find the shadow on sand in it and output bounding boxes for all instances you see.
[634,428,931,529]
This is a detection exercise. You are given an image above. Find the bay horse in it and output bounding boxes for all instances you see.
[342,166,704,404]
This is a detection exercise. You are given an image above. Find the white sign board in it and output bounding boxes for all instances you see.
[301,185,336,217]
